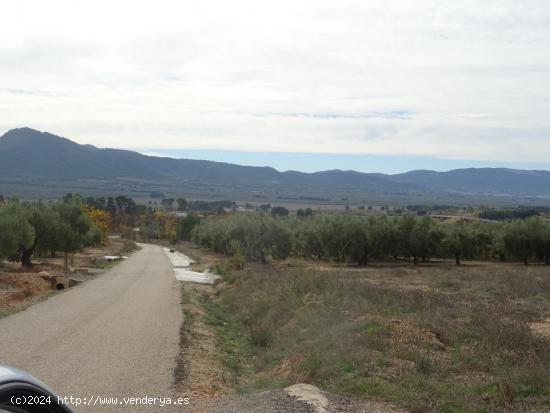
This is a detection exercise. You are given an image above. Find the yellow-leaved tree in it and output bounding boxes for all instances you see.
[83,205,112,245]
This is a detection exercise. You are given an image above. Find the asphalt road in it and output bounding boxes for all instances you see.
[0,244,182,412]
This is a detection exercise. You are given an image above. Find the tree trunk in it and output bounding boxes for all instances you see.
[545,255,549,265]
[455,253,461,266]
[64,252,69,270]
[524,257,528,266]
[21,249,33,267]
[413,255,418,265]
[20,240,37,267]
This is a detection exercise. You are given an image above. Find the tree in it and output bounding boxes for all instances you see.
[411,216,442,263]
[347,216,372,265]
[442,222,476,265]
[369,215,398,260]
[176,198,188,211]
[271,206,289,217]
[0,203,34,261]
[161,198,175,210]
[525,218,550,265]
[397,214,418,263]
[176,213,200,241]
[20,203,62,266]
[538,220,550,265]
[503,220,532,265]
[83,205,112,245]
[55,201,92,269]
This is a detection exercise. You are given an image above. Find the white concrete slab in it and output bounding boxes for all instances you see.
[174,268,221,285]
[163,248,221,285]
[163,248,195,267]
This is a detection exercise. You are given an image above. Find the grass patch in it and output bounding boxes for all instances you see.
[0,308,18,319]
[202,292,252,383]
[200,261,550,412]
[175,286,194,385]
[0,290,59,320]
[119,240,140,254]
[94,261,118,270]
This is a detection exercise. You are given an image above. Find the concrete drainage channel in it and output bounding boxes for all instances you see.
[163,248,221,285]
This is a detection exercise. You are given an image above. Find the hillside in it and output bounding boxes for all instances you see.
[1,127,550,203]
[391,168,550,196]
[0,128,418,192]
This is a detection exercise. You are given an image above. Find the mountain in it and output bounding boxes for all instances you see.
[0,128,418,193]
[390,169,550,196]
[1,127,550,202]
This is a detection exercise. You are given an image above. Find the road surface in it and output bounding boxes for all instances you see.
[0,244,182,412]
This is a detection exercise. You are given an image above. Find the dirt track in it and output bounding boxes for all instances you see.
[0,244,182,412]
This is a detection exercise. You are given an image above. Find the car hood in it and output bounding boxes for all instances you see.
[0,365,53,392]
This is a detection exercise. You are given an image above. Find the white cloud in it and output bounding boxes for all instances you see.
[1,0,549,162]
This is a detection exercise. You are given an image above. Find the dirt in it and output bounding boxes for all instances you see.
[388,318,446,351]
[0,272,52,311]
[0,240,128,313]
[177,282,232,401]
[190,385,409,413]
[530,318,550,338]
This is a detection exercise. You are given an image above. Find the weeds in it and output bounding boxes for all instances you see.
[118,239,140,254]
[175,287,194,385]
[0,308,17,319]
[202,261,550,412]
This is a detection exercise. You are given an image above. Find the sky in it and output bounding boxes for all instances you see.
[1,0,550,173]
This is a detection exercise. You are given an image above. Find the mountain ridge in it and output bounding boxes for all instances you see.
[1,127,550,199]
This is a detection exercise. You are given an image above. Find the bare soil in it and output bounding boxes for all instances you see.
[0,240,126,315]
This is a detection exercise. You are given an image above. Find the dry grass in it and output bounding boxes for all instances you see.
[175,283,231,400]
[193,250,550,413]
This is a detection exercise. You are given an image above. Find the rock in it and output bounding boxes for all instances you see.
[38,271,51,280]
[285,384,328,413]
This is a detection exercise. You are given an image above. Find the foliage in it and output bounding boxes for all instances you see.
[0,197,97,268]
[192,212,550,266]
[192,214,292,262]
[0,202,34,260]
[55,200,93,268]
[175,213,200,242]
[83,205,112,244]
[271,206,289,217]
[479,208,543,221]
[83,195,145,231]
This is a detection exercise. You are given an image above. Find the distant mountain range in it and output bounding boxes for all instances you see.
[1,127,550,204]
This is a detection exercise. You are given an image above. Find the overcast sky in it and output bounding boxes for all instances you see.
[1,0,550,172]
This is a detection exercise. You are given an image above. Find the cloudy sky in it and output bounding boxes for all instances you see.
[1,0,549,173]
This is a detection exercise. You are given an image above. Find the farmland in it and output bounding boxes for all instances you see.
[180,244,550,413]
[169,209,550,412]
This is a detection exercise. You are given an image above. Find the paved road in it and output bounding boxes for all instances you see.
[0,244,182,412]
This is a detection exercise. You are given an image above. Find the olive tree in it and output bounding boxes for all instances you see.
[503,220,532,265]
[54,201,92,269]
[0,203,34,262]
[442,222,477,265]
